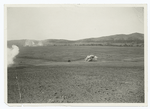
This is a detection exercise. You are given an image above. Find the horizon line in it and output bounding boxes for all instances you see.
[7,32,144,41]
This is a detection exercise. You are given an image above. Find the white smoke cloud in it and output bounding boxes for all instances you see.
[7,45,19,67]
[37,41,43,46]
[85,55,98,62]
[24,40,43,47]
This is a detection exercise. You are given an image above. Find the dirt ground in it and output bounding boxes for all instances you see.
[8,61,144,103]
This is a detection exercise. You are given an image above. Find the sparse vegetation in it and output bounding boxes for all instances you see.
[8,46,144,103]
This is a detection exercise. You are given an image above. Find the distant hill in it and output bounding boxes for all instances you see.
[7,32,144,47]
[76,33,143,43]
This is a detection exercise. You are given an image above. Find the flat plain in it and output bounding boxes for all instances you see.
[7,46,144,103]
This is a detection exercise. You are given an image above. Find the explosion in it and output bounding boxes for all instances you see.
[85,55,98,62]
[7,45,19,67]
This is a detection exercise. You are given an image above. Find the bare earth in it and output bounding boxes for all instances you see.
[7,46,144,103]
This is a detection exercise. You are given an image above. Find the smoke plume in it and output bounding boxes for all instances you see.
[85,55,98,62]
[7,45,19,67]
[24,40,43,47]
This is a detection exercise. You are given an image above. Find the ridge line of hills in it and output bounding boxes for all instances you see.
[7,32,144,47]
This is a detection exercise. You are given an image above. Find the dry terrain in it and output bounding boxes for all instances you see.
[7,46,144,103]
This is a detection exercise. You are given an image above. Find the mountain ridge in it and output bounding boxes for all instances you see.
[7,32,144,47]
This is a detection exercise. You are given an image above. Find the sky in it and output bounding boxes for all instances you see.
[7,5,144,40]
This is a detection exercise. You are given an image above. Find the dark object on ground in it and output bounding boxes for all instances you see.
[68,60,71,62]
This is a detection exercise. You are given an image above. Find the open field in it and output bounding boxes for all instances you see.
[7,46,144,103]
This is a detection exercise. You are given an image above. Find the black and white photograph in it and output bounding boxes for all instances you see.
[5,4,147,106]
